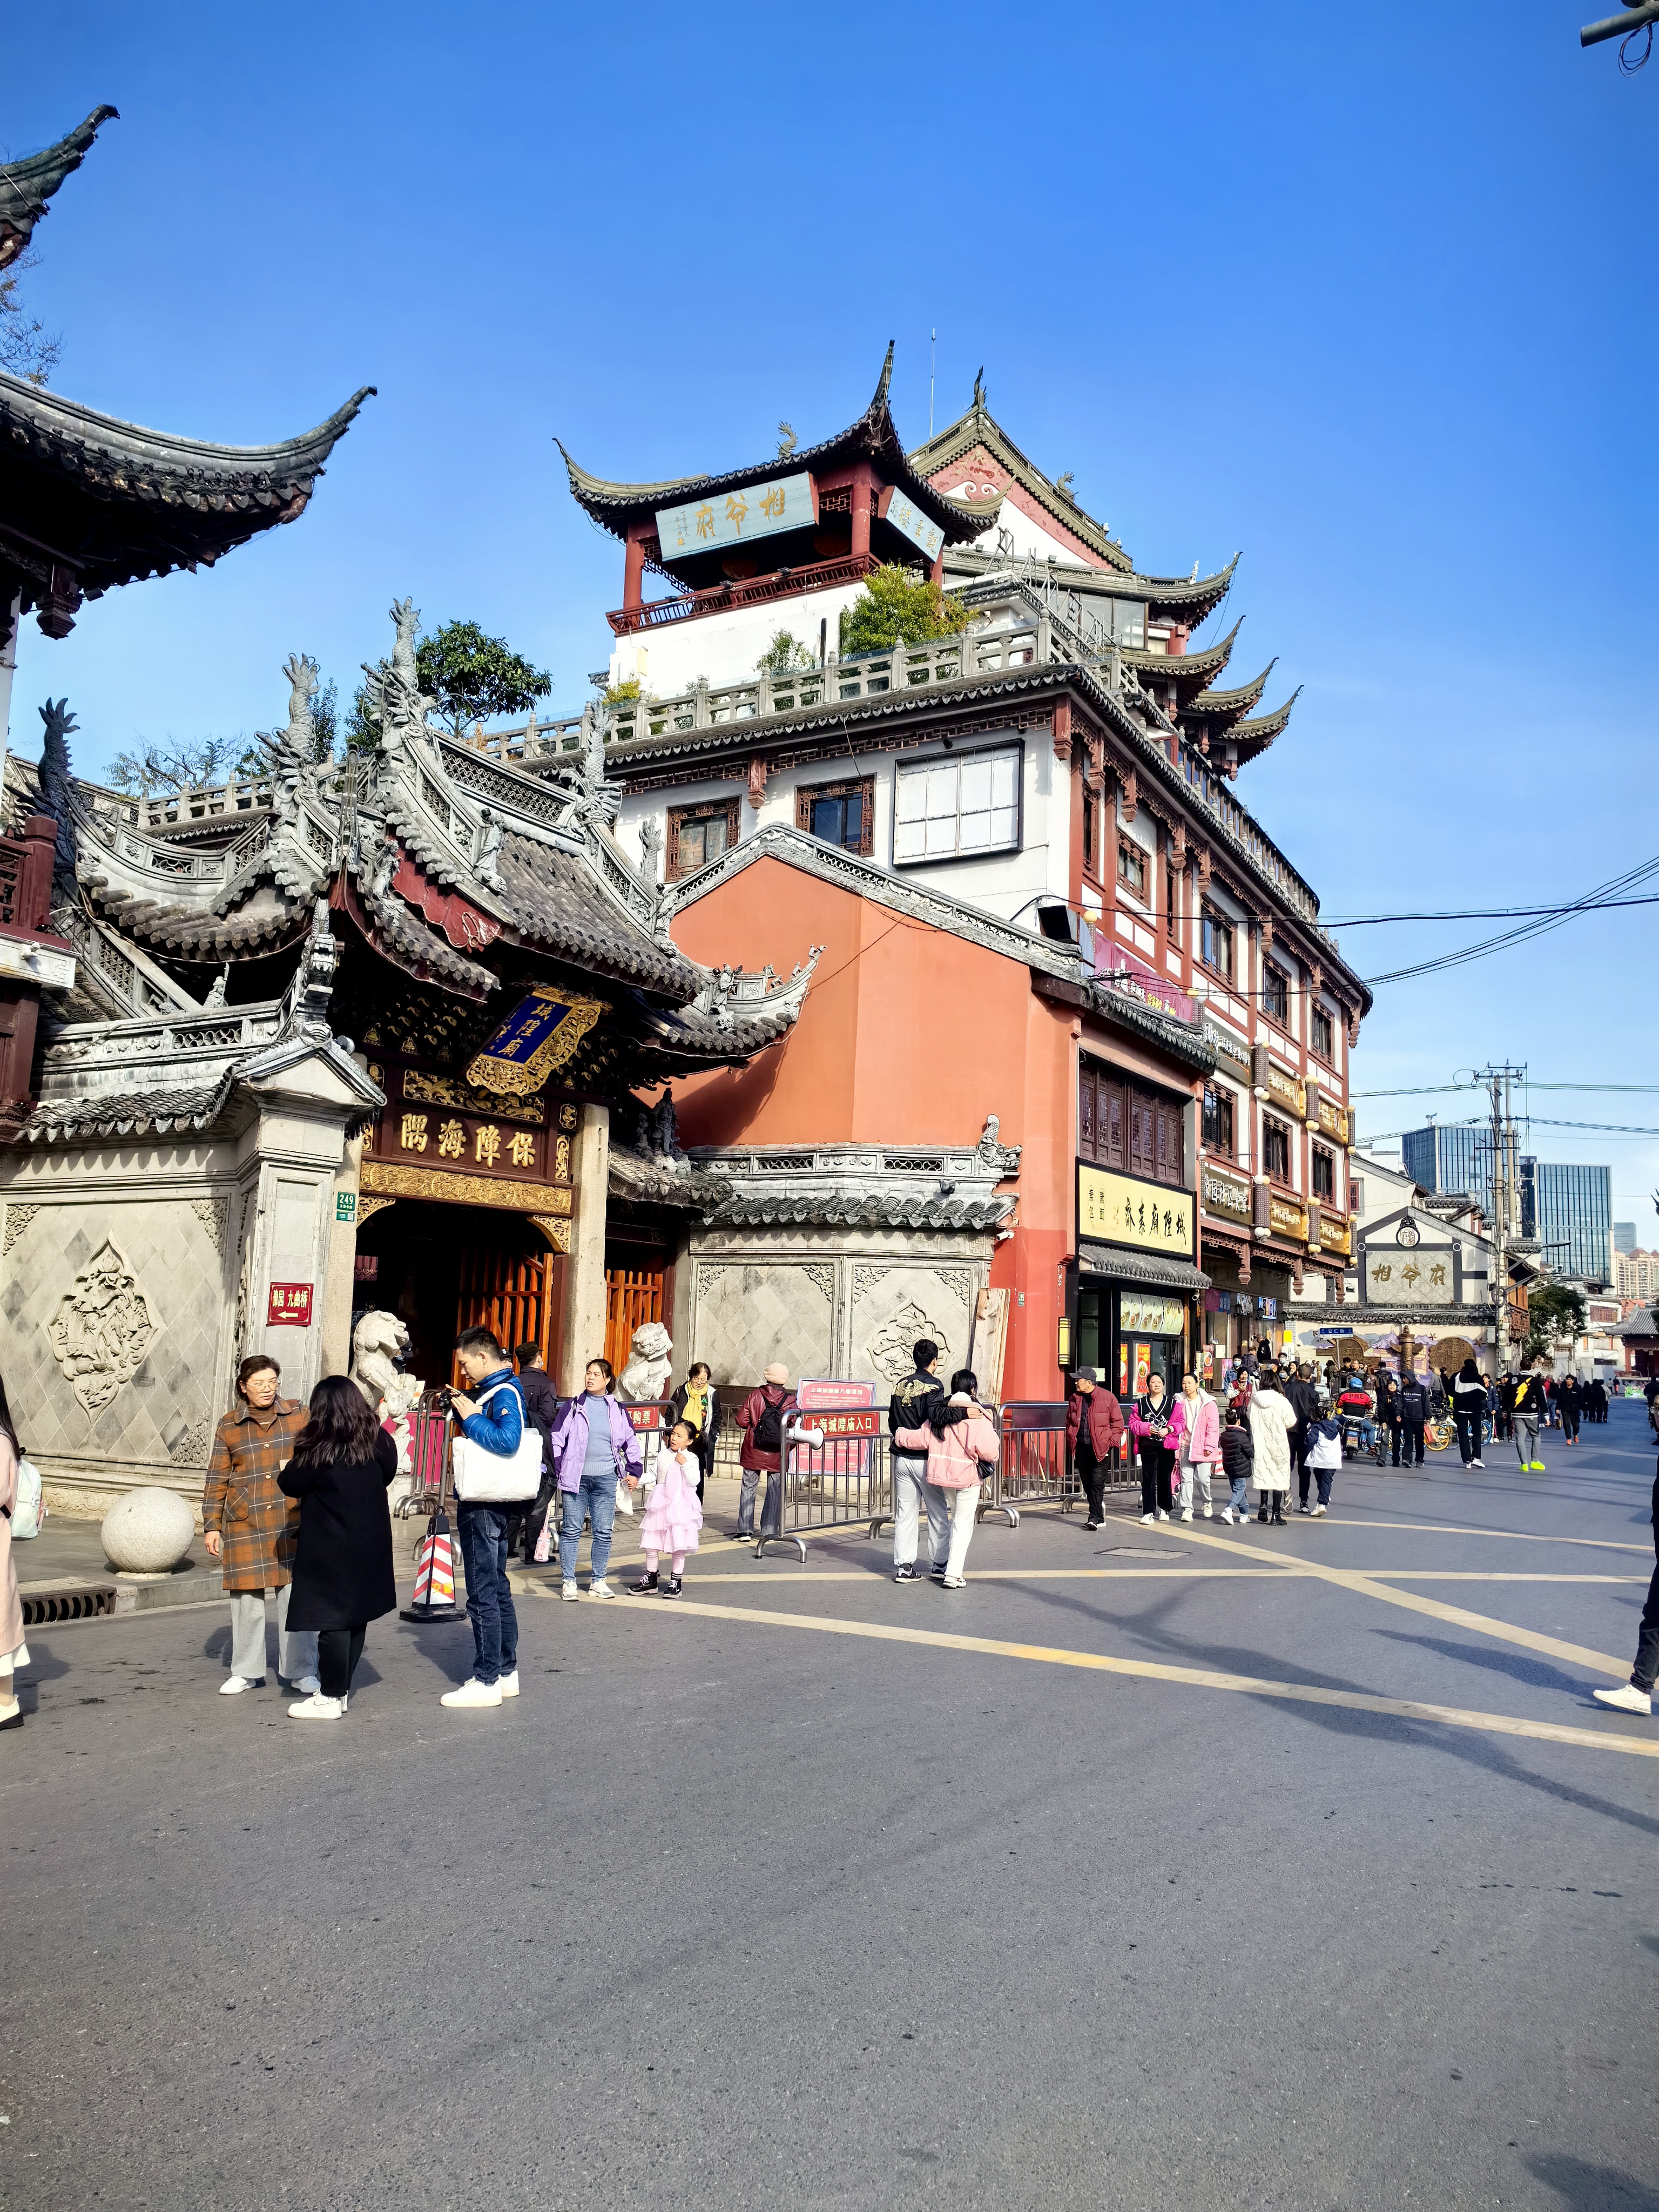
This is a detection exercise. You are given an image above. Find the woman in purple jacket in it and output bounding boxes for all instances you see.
[534,1357,644,1600]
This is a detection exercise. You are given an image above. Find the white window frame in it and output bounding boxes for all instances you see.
[891,739,1023,869]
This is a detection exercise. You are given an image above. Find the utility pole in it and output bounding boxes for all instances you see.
[1581,2,1658,66]
[1479,1062,1525,1369]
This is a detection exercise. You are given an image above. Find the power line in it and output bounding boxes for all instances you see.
[1351,1081,1659,1099]
[1362,852,1659,986]
[1324,895,1659,927]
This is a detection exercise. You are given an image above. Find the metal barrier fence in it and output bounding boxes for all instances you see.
[991,1403,1077,1523]
[756,1407,892,1561]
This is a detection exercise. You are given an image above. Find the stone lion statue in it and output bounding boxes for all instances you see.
[349,1309,412,1408]
[618,1320,672,1402]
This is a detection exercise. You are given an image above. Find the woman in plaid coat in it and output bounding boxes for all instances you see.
[203,1355,319,1697]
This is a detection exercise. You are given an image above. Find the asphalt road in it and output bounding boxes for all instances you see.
[3,1403,1656,2211]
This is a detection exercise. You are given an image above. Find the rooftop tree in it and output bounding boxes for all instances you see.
[839,564,970,659]
[415,619,553,739]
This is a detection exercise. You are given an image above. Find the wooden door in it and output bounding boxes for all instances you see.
[455,1244,557,1381]
[605,1268,664,1377]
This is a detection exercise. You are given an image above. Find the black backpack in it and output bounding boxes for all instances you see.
[753,1391,791,1453]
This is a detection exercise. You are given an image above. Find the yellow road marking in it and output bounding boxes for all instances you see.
[605,1596,1659,1761]
[1158,1521,1633,1678]
[1306,1520,1651,1555]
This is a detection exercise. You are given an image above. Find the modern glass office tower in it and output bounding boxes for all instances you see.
[1521,1159,1614,1284]
[1616,1220,1637,1255]
[1402,1122,1489,1205]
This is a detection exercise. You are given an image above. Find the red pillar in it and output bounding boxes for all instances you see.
[623,526,649,612]
[850,466,873,561]
[929,547,945,586]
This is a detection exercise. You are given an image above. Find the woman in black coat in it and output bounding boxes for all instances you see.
[279,1375,399,1720]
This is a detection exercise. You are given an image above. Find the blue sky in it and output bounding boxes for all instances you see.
[6,2,1657,1231]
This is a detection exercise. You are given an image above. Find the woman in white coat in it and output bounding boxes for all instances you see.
[1247,1377,1298,1527]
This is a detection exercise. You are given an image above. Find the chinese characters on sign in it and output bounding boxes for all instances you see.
[879,488,946,562]
[1201,1160,1253,1227]
[1077,1164,1195,1259]
[267,1282,313,1327]
[464,985,605,1097]
[655,471,814,559]
[393,1107,557,1181]
[1365,1250,1455,1304]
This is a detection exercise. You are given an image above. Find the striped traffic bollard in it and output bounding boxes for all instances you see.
[401,1508,463,1623]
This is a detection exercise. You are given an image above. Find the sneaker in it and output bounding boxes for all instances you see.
[1139,1512,1156,1525]
[631,1571,659,1595]
[1179,1508,1193,1522]
[293,1674,321,1696]
[1220,1507,1236,1524]
[1311,1503,1326,1518]
[440,1677,502,1709]
[1155,1509,1170,1522]
[1530,1461,1547,1472]
[732,1528,753,1541]
[498,1670,520,1698]
[929,1563,948,1581]
[1084,1519,1103,1530]
[1471,1459,1485,1468]
[662,1576,683,1599]
[1593,1683,1652,1716]
[561,1581,580,1601]
[893,1563,919,1582]
[941,1575,967,1590]
[287,1692,344,1721]
[219,1675,262,1696]
[586,1580,616,1600]
[1201,1505,1213,1519]
[1297,1503,1311,1515]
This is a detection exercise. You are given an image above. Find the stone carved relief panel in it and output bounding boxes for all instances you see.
[191,1197,231,1258]
[3,1203,40,1257]
[46,1239,160,1414]
[850,1262,979,1386]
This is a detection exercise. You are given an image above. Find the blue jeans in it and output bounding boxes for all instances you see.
[557,1472,618,1584]
[1228,1474,1250,1516]
[456,1502,517,1687]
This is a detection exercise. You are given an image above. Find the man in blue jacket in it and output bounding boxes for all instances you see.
[443,1325,528,1710]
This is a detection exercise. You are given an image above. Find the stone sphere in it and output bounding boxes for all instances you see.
[101,1488,196,1576]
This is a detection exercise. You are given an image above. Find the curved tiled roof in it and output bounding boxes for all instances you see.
[1121,618,1243,700]
[0,372,375,619]
[491,832,697,999]
[0,104,118,268]
[1230,687,1303,764]
[558,345,977,549]
[1182,660,1276,734]
[909,393,1136,574]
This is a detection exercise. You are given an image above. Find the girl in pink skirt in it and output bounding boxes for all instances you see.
[631,1419,703,1599]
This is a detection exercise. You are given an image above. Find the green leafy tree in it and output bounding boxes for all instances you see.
[105,736,238,797]
[839,565,970,658]
[603,677,643,705]
[0,251,62,387]
[414,620,552,739]
[1521,1282,1588,1366]
[342,682,382,756]
[755,629,816,675]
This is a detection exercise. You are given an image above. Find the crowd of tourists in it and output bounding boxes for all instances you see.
[3,1329,1657,1735]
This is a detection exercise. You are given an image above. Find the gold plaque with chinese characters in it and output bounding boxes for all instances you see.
[1077,1164,1194,1259]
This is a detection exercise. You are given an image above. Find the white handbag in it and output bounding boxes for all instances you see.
[450,1382,542,1503]
[10,1455,45,1539]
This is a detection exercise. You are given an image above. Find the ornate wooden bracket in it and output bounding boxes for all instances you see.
[747,756,769,807]
[1085,735,1104,793]
[1052,698,1073,765]
[1195,845,1212,891]
[1117,766,1137,822]
[1258,914,1273,951]
[1168,822,1186,870]
[1345,1011,1362,1050]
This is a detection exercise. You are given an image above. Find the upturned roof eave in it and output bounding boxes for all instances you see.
[0,105,119,264]
[559,344,977,548]
[0,370,377,489]
[1121,617,1243,693]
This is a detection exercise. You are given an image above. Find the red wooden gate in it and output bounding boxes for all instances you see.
[604,1268,663,1377]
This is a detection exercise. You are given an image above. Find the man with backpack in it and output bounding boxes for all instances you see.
[888,1338,949,1583]
[736,1363,796,1542]
[1395,1369,1431,1467]
[1503,1367,1550,1472]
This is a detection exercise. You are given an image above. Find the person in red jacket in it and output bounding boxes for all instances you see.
[1067,1367,1126,1530]
[735,1363,795,1541]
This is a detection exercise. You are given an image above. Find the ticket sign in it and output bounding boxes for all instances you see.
[879,486,945,562]
[267,1282,313,1327]
[655,471,814,559]
[792,1381,880,1474]
[625,1403,667,1432]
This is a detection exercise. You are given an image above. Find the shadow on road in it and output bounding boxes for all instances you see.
[1526,2150,1659,2210]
